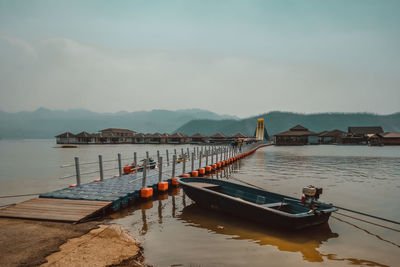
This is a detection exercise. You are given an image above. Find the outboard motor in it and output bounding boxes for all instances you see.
[301,185,323,208]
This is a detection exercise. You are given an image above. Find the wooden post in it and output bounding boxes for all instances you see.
[172,155,176,177]
[187,148,190,159]
[157,150,160,161]
[182,156,186,175]
[205,150,208,166]
[118,153,122,176]
[98,155,104,181]
[146,151,149,161]
[158,157,163,182]
[166,149,169,166]
[74,157,81,186]
[191,152,195,171]
[181,148,184,158]
[142,159,147,188]
[134,152,137,173]
[174,148,177,156]
[199,151,202,168]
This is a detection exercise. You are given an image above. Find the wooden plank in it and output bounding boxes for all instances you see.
[0,198,112,222]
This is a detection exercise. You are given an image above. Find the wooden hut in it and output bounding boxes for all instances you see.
[230,132,247,141]
[370,132,400,146]
[99,128,136,143]
[75,131,97,144]
[190,133,208,144]
[209,132,228,143]
[55,132,77,144]
[168,133,189,144]
[273,125,317,145]
[342,126,383,144]
[319,129,346,144]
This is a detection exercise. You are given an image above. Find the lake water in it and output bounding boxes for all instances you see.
[1,140,400,266]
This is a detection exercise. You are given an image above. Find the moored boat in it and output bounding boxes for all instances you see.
[178,177,337,230]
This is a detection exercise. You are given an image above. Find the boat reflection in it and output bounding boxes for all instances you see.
[178,204,339,263]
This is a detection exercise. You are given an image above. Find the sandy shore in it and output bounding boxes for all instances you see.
[0,218,148,267]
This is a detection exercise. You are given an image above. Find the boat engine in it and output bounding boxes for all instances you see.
[301,185,323,207]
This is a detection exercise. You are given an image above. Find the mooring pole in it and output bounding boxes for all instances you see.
[205,150,209,166]
[142,159,147,188]
[166,149,169,166]
[134,152,137,174]
[118,153,122,177]
[172,155,176,177]
[146,151,149,161]
[191,152,195,171]
[182,156,186,175]
[74,157,81,186]
[158,156,163,182]
[199,151,202,168]
[98,155,104,181]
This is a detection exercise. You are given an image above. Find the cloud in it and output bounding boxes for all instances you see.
[0,34,399,116]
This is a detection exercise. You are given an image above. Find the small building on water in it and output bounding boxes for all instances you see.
[209,132,228,143]
[319,129,346,144]
[273,125,318,145]
[190,133,208,144]
[55,132,77,144]
[369,132,400,146]
[342,126,383,145]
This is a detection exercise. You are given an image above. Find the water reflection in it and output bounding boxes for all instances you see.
[178,204,339,263]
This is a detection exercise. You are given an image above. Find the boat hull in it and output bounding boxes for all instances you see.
[179,179,333,230]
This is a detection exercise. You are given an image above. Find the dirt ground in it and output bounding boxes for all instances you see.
[0,218,148,267]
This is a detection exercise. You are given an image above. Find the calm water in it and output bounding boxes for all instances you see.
[1,140,400,266]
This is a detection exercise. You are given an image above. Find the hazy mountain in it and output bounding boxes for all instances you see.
[175,111,400,137]
[0,108,238,139]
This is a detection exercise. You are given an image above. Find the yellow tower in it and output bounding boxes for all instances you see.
[256,119,264,140]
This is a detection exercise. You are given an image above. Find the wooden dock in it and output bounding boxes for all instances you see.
[0,198,111,223]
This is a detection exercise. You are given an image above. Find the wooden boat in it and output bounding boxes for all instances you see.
[178,177,337,230]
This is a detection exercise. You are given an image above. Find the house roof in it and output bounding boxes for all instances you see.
[135,133,145,138]
[382,132,400,138]
[275,130,317,137]
[100,128,136,134]
[210,132,227,138]
[191,133,207,138]
[76,131,96,137]
[55,132,76,138]
[290,125,309,131]
[348,126,383,135]
[169,133,187,138]
[319,129,346,137]
[231,132,247,138]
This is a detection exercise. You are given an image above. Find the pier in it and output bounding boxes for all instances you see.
[0,142,270,222]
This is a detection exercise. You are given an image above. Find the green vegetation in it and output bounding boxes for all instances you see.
[175,111,400,136]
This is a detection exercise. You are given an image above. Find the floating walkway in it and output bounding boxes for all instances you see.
[2,143,270,222]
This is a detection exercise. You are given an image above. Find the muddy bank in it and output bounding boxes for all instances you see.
[0,218,147,267]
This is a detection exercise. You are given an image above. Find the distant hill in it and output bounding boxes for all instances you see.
[175,111,400,137]
[0,108,238,139]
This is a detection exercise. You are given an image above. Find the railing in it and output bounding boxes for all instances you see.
[59,143,249,187]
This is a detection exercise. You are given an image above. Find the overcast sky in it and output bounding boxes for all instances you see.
[0,0,399,117]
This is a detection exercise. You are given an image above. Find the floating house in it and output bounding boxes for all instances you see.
[99,128,136,144]
[190,133,208,144]
[209,132,228,143]
[168,133,189,144]
[230,132,248,141]
[370,132,400,146]
[342,126,383,145]
[55,132,77,144]
[319,129,346,144]
[75,131,97,144]
[273,125,318,145]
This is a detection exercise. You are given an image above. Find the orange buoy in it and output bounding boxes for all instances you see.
[113,175,119,178]
[212,164,217,169]
[123,165,131,174]
[217,162,222,168]
[69,184,77,187]
[205,166,212,172]
[171,177,180,185]
[199,168,206,175]
[182,173,191,178]
[191,171,199,177]
[158,181,168,191]
[93,178,101,182]
[140,187,153,198]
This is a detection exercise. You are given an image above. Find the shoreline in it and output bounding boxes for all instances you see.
[0,218,149,267]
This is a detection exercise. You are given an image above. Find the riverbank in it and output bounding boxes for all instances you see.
[0,218,148,267]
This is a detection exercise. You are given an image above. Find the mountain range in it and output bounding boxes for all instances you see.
[0,108,399,139]
[0,108,238,139]
[175,111,400,137]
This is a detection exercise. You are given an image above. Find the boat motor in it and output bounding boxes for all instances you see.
[301,185,323,207]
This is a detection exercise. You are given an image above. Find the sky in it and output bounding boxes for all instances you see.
[0,0,399,117]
